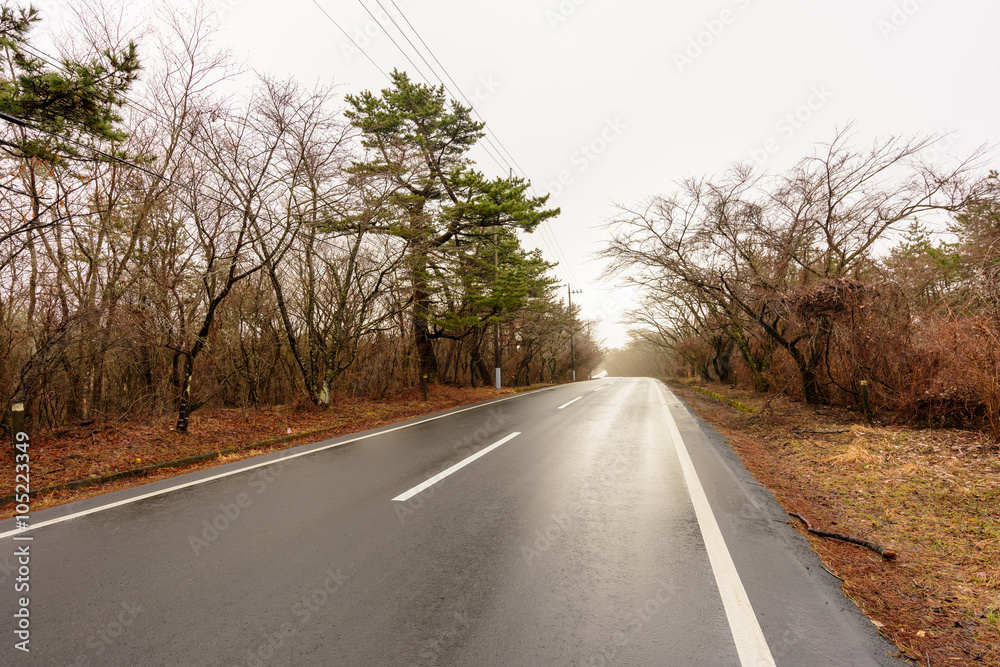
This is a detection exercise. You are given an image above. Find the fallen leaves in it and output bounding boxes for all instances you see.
[670,379,1000,666]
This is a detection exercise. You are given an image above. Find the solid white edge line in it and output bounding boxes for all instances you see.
[391,432,520,502]
[557,396,582,410]
[656,381,776,667]
[0,391,542,540]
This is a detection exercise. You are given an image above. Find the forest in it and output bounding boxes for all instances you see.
[7,0,997,444]
[0,4,600,434]
[602,128,1000,438]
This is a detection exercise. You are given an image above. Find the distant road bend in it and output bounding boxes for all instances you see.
[1,378,899,666]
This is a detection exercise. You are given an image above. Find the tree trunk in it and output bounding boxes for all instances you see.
[175,355,192,432]
[414,318,437,401]
[469,342,492,387]
[711,337,735,383]
[787,343,823,405]
[267,263,321,405]
[412,274,438,400]
[731,330,770,392]
[801,365,821,405]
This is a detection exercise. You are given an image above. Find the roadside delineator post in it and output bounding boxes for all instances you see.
[11,401,25,450]
[858,380,870,422]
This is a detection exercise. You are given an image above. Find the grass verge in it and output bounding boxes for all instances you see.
[669,379,1000,666]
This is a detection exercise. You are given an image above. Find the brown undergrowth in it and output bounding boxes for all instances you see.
[669,380,1000,666]
[1,384,547,519]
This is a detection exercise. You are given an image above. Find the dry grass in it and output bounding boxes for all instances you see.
[671,380,1000,666]
[827,444,881,465]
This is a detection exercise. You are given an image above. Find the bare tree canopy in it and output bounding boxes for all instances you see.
[603,128,1000,436]
[0,4,597,435]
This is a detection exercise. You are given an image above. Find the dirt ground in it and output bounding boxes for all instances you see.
[669,380,1000,666]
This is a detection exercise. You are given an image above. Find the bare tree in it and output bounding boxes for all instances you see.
[604,129,989,404]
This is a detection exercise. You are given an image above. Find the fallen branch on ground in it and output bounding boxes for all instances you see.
[792,429,849,434]
[789,512,897,560]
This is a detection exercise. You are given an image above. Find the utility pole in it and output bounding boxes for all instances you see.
[567,285,582,382]
[493,169,512,391]
[587,322,592,380]
[494,226,501,390]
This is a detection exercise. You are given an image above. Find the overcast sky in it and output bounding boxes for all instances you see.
[39,0,1000,346]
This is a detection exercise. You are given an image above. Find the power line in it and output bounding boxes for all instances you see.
[21,1,579,291]
[370,1,534,188]
[23,3,577,289]
[309,0,506,174]
[4,39,553,291]
[537,220,580,287]
[368,0,511,175]
[0,110,188,190]
[352,0,433,86]
[354,0,513,175]
[308,0,392,84]
[384,0,529,180]
[376,0,581,288]
[325,1,581,287]
[333,1,529,190]
[6,39,487,265]
[533,232,573,286]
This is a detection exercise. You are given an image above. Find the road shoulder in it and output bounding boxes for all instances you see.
[660,380,904,666]
[667,379,999,666]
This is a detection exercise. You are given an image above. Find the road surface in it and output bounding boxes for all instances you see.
[1,378,900,665]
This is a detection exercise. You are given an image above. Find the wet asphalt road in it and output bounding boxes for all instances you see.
[0,378,900,666]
